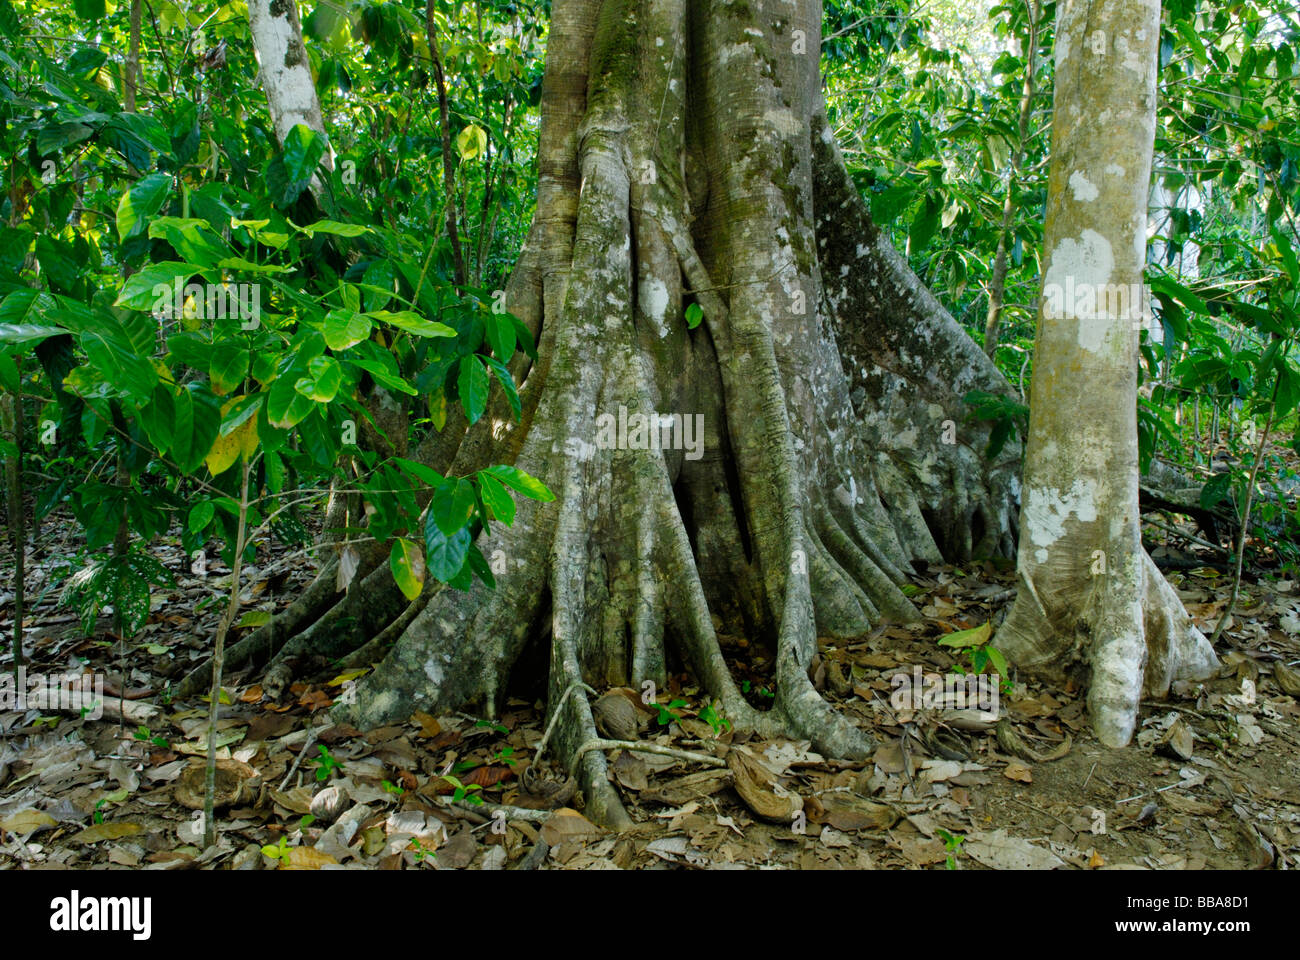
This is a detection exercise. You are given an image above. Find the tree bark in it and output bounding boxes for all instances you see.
[995,0,1217,747]
[247,0,334,171]
[228,0,1023,827]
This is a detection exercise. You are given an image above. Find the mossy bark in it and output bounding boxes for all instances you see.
[242,0,1022,827]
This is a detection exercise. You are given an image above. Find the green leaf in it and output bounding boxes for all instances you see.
[368,310,456,338]
[170,383,222,474]
[0,323,68,345]
[424,517,471,583]
[685,303,704,329]
[238,610,273,628]
[476,471,515,526]
[482,465,554,501]
[294,355,343,403]
[484,357,520,420]
[292,219,370,238]
[266,124,326,206]
[1199,472,1233,510]
[188,501,215,535]
[209,342,249,395]
[116,172,172,241]
[432,478,477,537]
[457,355,489,424]
[483,310,516,360]
[115,262,204,312]
[322,309,371,350]
[390,538,426,601]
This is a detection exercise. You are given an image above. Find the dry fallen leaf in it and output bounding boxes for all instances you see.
[0,809,58,835]
[70,822,145,844]
[540,808,603,847]
[282,846,340,870]
[1003,761,1033,783]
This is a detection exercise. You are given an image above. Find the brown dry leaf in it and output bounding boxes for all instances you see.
[461,765,513,789]
[411,711,442,739]
[1088,851,1106,868]
[824,795,900,831]
[298,688,332,711]
[282,846,339,870]
[540,808,603,847]
[728,748,800,822]
[1003,761,1033,783]
[0,809,58,834]
[437,830,478,869]
[898,835,947,865]
[239,685,264,703]
[612,751,649,791]
[70,822,145,844]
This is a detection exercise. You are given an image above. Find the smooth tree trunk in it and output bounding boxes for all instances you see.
[208,0,1023,827]
[248,0,334,171]
[995,0,1216,747]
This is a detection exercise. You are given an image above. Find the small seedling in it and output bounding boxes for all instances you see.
[261,834,292,861]
[312,744,342,781]
[494,746,517,767]
[936,828,965,869]
[475,719,509,735]
[653,698,689,726]
[441,775,484,805]
[134,725,169,748]
[699,702,731,736]
[382,779,404,795]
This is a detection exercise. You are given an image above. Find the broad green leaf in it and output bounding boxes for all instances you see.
[368,310,456,338]
[476,471,515,526]
[432,478,476,537]
[294,355,342,403]
[458,355,488,424]
[115,262,205,312]
[0,323,67,345]
[424,518,471,583]
[322,309,371,350]
[115,172,172,241]
[170,383,222,474]
[456,124,488,160]
[188,501,214,534]
[292,219,370,238]
[482,465,554,501]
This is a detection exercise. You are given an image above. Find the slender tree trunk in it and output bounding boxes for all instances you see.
[247,0,334,170]
[983,0,1040,359]
[996,0,1216,747]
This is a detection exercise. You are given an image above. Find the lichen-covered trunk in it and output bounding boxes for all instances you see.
[996,0,1216,747]
[282,0,1024,826]
[248,0,334,171]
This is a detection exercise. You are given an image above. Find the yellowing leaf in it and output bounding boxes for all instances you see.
[282,845,339,869]
[237,609,272,628]
[0,809,58,834]
[390,537,426,602]
[937,621,993,649]
[204,400,259,475]
[327,668,370,687]
[70,822,145,843]
[456,124,487,161]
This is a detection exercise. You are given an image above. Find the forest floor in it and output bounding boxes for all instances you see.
[2,505,1299,871]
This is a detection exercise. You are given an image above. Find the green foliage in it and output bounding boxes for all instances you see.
[0,0,555,643]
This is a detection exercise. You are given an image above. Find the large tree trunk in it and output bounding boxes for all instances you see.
[219,0,1021,827]
[995,0,1217,748]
